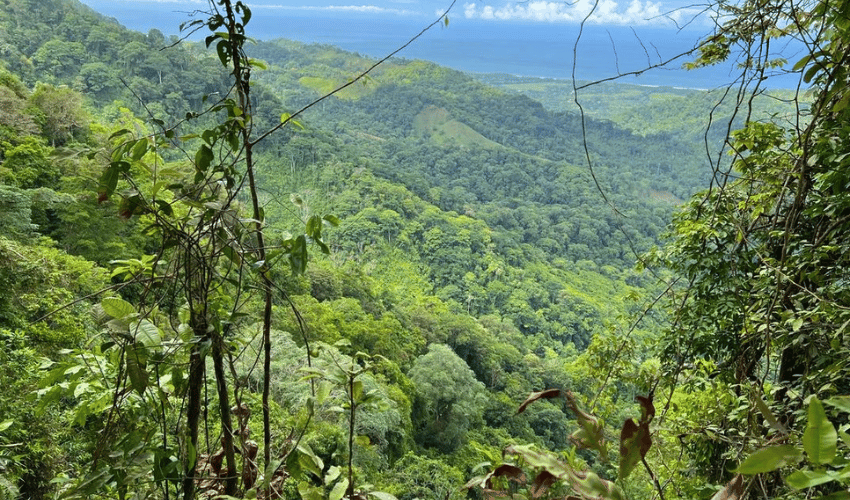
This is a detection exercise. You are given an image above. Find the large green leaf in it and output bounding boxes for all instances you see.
[125,346,149,396]
[101,297,136,320]
[328,478,348,500]
[786,469,840,489]
[368,492,398,500]
[734,445,802,474]
[131,319,161,350]
[803,397,837,465]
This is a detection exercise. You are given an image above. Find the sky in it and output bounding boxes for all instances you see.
[84,0,712,28]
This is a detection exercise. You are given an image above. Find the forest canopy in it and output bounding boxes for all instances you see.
[1,0,849,499]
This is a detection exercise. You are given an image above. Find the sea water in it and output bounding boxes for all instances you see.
[80,1,803,89]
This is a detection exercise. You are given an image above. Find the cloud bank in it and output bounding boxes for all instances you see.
[254,4,416,15]
[462,0,675,25]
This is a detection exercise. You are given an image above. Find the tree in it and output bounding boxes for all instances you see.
[646,0,850,495]
[408,343,487,452]
[32,1,458,498]
[28,84,87,146]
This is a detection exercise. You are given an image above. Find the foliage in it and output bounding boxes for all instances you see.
[467,390,656,500]
[641,0,850,496]
[409,344,487,452]
[5,0,850,497]
[732,396,850,495]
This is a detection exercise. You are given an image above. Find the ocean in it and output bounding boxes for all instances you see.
[80,1,803,89]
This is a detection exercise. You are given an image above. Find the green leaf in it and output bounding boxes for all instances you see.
[753,391,787,435]
[73,382,90,398]
[97,162,125,202]
[296,444,324,478]
[0,420,13,432]
[734,445,802,474]
[288,235,308,274]
[131,319,161,349]
[316,381,332,405]
[353,380,363,402]
[329,478,348,500]
[126,347,149,396]
[786,469,839,489]
[280,112,305,130]
[368,492,398,500]
[297,482,324,500]
[323,214,340,226]
[325,466,342,484]
[306,215,322,239]
[216,40,230,66]
[503,444,570,478]
[195,144,214,173]
[804,397,837,465]
[825,396,850,414]
[130,138,149,161]
[101,297,136,319]
[108,128,133,140]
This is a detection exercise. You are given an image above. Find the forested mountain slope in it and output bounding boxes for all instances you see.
[0,2,687,497]
[5,0,840,499]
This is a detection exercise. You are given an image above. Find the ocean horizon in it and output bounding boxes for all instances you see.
[80,1,804,90]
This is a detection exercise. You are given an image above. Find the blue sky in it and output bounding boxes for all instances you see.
[89,0,711,27]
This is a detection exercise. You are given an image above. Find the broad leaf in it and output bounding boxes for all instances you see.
[195,144,214,172]
[618,418,651,479]
[564,392,607,461]
[125,346,149,396]
[786,469,840,489]
[368,492,398,500]
[131,319,161,349]
[571,470,626,500]
[530,471,556,498]
[825,396,850,414]
[734,445,802,474]
[328,478,348,500]
[504,444,570,478]
[101,297,135,320]
[804,397,837,465]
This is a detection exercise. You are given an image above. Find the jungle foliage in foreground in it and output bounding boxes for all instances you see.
[2,0,849,499]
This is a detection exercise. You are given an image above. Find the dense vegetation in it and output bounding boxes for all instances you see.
[1,0,849,499]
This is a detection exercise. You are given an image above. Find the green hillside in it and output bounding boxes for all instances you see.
[0,3,677,497]
[2,1,844,500]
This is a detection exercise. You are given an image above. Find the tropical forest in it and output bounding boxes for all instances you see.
[1,0,849,499]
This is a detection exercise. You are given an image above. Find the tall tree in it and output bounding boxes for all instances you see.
[650,0,850,494]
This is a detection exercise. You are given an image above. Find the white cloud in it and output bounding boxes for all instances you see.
[112,0,204,3]
[254,4,416,15]
[462,0,670,25]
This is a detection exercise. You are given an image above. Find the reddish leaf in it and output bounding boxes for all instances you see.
[530,470,557,498]
[490,464,525,484]
[635,395,655,423]
[564,392,607,461]
[517,389,562,414]
[710,474,743,500]
[618,418,651,479]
